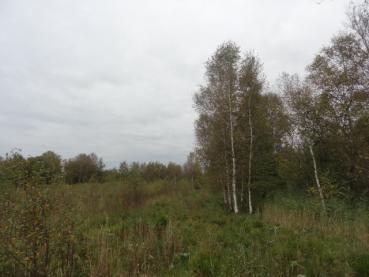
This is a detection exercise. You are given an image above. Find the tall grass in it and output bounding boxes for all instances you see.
[2,181,369,276]
[88,219,183,276]
[262,193,369,249]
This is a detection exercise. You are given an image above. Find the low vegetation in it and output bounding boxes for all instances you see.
[1,180,369,276]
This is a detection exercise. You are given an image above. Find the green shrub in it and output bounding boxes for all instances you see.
[0,183,85,276]
[350,252,369,276]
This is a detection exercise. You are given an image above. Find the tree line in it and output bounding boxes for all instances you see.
[0,149,203,186]
[193,2,369,214]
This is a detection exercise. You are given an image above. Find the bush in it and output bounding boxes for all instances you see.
[0,183,85,276]
[0,150,62,187]
[64,153,104,184]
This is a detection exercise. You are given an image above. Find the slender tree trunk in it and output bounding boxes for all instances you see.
[309,144,327,214]
[247,92,253,214]
[228,89,239,214]
[241,175,244,206]
[222,182,228,207]
[224,130,232,211]
[225,161,232,211]
[224,150,232,210]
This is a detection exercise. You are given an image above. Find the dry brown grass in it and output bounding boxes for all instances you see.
[88,220,182,277]
[262,203,369,249]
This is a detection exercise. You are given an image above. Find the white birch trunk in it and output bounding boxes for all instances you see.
[228,89,239,214]
[225,158,232,210]
[309,144,327,214]
[247,92,253,214]
[223,132,232,211]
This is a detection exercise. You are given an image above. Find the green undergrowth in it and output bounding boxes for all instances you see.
[1,180,369,276]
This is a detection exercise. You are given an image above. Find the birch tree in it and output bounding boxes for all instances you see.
[194,41,240,213]
[238,54,263,214]
[307,1,369,194]
[194,91,233,209]
[280,74,327,213]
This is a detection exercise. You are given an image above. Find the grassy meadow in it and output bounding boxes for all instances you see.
[1,179,369,276]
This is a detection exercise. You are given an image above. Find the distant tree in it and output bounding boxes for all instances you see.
[28,151,62,184]
[103,168,120,182]
[0,150,62,186]
[129,162,141,178]
[64,153,104,184]
[119,161,129,182]
[166,162,182,185]
[183,152,202,189]
[141,162,167,181]
[0,149,27,186]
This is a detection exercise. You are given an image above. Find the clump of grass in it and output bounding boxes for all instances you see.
[262,193,369,248]
[88,218,183,276]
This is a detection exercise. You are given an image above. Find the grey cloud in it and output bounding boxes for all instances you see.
[0,0,358,167]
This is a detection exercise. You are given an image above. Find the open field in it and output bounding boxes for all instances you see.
[1,180,369,276]
[1,1,369,276]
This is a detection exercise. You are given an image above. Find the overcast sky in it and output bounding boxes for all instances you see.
[0,0,358,167]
